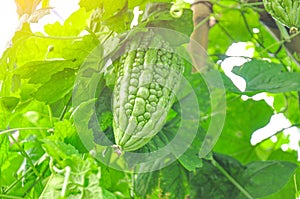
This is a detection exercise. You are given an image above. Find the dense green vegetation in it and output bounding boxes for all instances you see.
[0,0,300,198]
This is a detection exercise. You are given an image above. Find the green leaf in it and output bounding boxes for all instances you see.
[260,167,300,199]
[102,189,117,199]
[14,60,78,84]
[34,68,76,104]
[39,173,64,198]
[177,128,204,171]
[0,97,19,112]
[42,140,79,166]
[62,35,99,61]
[190,154,297,199]
[99,163,131,198]
[50,120,88,153]
[273,92,300,124]
[160,161,188,199]
[102,7,133,33]
[213,98,273,163]
[52,120,76,140]
[190,154,244,199]
[98,111,113,131]
[135,166,159,197]
[0,153,24,187]
[142,3,193,43]
[44,8,89,36]
[240,161,297,198]
[79,0,102,11]
[102,0,127,20]
[232,60,300,93]
[135,160,188,198]
[128,0,144,9]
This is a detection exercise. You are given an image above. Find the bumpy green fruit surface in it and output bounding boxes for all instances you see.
[112,30,184,152]
[263,0,300,33]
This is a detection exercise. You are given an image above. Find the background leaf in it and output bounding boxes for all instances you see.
[240,161,297,198]
[232,60,300,93]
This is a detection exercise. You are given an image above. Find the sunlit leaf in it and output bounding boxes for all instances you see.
[34,68,76,104]
[232,60,300,93]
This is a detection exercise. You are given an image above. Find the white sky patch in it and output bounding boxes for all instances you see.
[131,6,142,28]
[221,42,255,92]
[251,113,291,145]
[182,0,193,4]
[252,28,259,34]
[242,92,274,107]
[0,0,18,56]
[0,0,79,56]
[251,114,300,160]
[31,0,80,33]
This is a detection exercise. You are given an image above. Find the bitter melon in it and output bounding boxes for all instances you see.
[263,0,300,33]
[112,30,184,152]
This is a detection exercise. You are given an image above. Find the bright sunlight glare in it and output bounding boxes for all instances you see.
[30,0,79,33]
[0,0,18,56]
[0,0,79,56]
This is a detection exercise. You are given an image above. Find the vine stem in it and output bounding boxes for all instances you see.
[211,158,255,199]
[261,31,300,54]
[0,127,49,136]
[3,154,48,194]
[294,174,299,197]
[8,134,40,177]
[0,194,24,199]
[61,166,71,198]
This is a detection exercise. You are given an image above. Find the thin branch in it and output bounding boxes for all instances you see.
[262,31,300,54]
[294,174,299,198]
[0,194,24,199]
[3,155,50,193]
[0,127,49,136]
[22,166,49,198]
[216,22,237,42]
[211,158,255,199]
[240,10,288,70]
[59,95,72,121]
[8,134,40,177]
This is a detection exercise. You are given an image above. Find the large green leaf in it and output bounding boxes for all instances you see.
[34,68,76,104]
[160,161,188,199]
[260,167,300,199]
[239,161,297,198]
[14,60,78,84]
[213,97,273,163]
[135,160,188,198]
[273,92,300,124]
[190,154,297,199]
[232,60,300,93]
[190,154,244,199]
[79,0,102,11]
[134,164,160,197]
